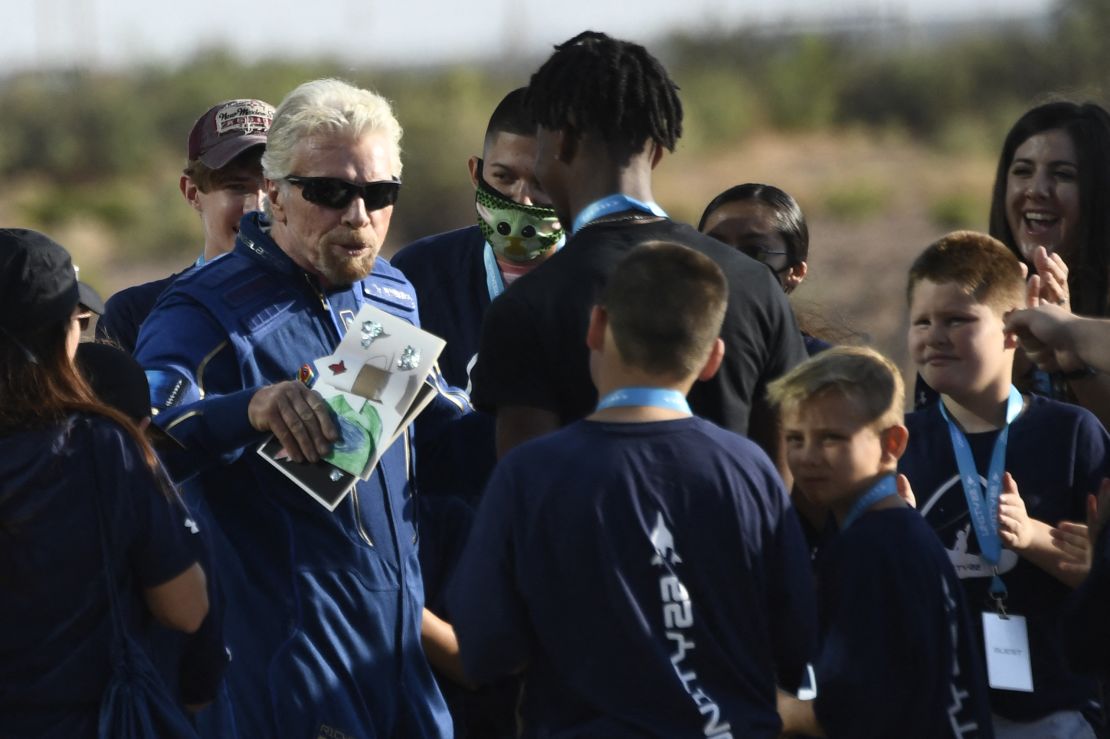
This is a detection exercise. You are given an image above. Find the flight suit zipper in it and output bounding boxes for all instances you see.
[305,273,375,548]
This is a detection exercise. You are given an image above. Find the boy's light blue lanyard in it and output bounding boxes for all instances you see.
[482,238,567,302]
[840,474,898,530]
[937,385,1023,600]
[571,194,668,236]
[595,387,690,414]
[482,244,507,301]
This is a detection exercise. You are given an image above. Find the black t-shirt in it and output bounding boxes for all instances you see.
[471,218,806,435]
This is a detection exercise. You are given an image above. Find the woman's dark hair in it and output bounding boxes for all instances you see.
[0,319,159,472]
[697,183,810,265]
[988,101,1110,316]
[526,31,682,162]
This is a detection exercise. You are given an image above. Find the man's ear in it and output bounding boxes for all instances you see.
[881,424,909,465]
[696,338,725,381]
[586,305,607,352]
[649,141,665,169]
[556,126,578,165]
[266,178,286,222]
[467,156,480,190]
[181,175,201,213]
[1003,306,1023,349]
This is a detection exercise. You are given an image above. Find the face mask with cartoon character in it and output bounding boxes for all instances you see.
[475,161,563,262]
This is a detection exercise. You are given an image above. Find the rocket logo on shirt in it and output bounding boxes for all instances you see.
[650,512,682,566]
[920,474,1019,580]
[649,511,732,738]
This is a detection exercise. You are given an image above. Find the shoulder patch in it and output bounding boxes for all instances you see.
[364,281,416,313]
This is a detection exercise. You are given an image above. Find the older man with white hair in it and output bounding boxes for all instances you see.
[136,79,454,738]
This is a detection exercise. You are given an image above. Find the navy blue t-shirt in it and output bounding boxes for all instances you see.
[0,414,200,738]
[392,225,489,391]
[899,396,1109,721]
[447,416,817,738]
[814,506,993,738]
[97,268,191,354]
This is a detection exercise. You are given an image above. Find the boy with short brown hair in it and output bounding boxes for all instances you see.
[901,230,1109,737]
[446,241,817,737]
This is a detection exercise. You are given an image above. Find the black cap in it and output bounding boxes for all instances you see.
[0,228,79,335]
[78,280,105,315]
[76,342,151,423]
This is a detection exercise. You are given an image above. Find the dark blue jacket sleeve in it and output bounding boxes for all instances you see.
[134,291,263,480]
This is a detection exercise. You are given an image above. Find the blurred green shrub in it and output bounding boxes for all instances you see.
[928,193,987,230]
[820,181,889,222]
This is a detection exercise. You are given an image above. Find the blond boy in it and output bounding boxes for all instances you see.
[772,346,992,738]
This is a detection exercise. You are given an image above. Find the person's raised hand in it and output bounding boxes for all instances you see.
[998,472,1035,551]
[1052,521,1091,576]
[1031,246,1071,311]
[1005,302,1082,374]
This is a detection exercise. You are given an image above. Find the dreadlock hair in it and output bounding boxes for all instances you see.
[527,31,683,163]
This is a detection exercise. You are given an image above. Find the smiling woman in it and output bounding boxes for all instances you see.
[989,101,1110,317]
[984,101,1110,425]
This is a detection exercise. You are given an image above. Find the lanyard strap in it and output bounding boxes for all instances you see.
[938,386,1023,598]
[841,474,898,530]
[482,242,507,302]
[595,387,691,414]
[571,194,668,235]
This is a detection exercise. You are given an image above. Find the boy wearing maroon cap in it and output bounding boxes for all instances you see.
[97,98,274,353]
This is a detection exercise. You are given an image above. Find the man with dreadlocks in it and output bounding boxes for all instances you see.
[470,31,806,466]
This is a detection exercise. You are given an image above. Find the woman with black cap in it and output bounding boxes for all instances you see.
[0,228,208,737]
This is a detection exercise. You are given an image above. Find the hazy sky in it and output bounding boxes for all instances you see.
[4,0,1053,72]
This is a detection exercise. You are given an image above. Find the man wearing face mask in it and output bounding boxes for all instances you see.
[393,87,564,391]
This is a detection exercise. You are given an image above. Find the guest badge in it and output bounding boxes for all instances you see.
[981,611,1033,692]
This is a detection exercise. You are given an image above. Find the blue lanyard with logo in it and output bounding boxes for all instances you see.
[595,387,690,414]
[571,194,668,236]
[937,385,1023,602]
[840,474,898,530]
[482,244,506,301]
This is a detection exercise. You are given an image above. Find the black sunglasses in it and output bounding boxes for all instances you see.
[285,175,401,211]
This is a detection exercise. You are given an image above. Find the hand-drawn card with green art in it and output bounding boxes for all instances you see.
[323,393,383,476]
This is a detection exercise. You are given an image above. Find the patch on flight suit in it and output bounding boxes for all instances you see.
[364,279,416,313]
[244,300,296,333]
[145,369,198,411]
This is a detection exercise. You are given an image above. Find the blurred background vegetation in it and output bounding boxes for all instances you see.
[1,0,1105,372]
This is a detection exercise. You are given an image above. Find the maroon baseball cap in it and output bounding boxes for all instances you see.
[187,99,274,169]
